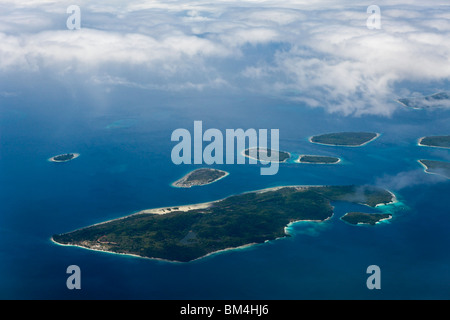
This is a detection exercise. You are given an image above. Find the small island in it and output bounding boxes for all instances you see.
[52,185,395,262]
[418,159,450,179]
[397,92,450,109]
[341,212,392,225]
[418,136,450,149]
[309,132,379,147]
[48,153,80,163]
[242,147,290,162]
[172,168,229,188]
[296,155,340,164]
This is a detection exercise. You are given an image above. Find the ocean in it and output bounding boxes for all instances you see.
[0,86,449,299]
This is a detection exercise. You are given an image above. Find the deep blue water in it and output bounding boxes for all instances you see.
[0,87,449,299]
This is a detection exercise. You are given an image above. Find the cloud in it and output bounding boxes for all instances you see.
[90,74,229,91]
[0,28,231,71]
[1,0,450,116]
[375,169,447,191]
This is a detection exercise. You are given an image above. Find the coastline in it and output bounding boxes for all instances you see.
[191,242,259,262]
[284,215,332,236]
[48,153,80,163]
[376,215,393,223]
[395,99,408,108]
[138,201,213,215]
[395,98,422,110]
[308,133,381,147]
[340,213,393,226]
[51,184,398,262]
[51,235,262,264]
[417,136,450,149]
[240,148,291,163]
[417,159,450,179]
[395,92,450,110]
[417,137,424,147]
[171,169,229,188]
[50,237,185,264]
[54,199,219,235]
[375,190,398,207]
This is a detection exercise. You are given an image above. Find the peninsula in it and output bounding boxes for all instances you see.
[418,136,450,149]
[341,212,392,225]
[52,185,395,262]
[297,155,340,164]
[418,160,450,179]
[172,168,229,188]
[242,147,290,162]
[309,132,379,147]
[48,153,79,163]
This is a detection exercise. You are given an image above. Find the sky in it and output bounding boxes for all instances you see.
[1,0,449,116]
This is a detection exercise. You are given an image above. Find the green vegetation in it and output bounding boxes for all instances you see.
[243,148,290,162]
[398,92,450,109]
[54,154,74,161]
[419,160,450,179]
[298,155,340,164]
[52,185,394,262]
[172,168,228,188]
[341,212,392,225]
[50,153,78,162]
[419,136,450,148]
[310,132,378,146]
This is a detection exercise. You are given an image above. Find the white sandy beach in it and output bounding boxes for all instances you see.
[417,159,450,179]
[418,159,429,173]
[139,201,213,215]
[354,216,392,226]
[340,213,393,226]
[375,190,398,207]
[50,237,186,263]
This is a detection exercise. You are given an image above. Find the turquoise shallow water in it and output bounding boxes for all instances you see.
[0,88,449,299]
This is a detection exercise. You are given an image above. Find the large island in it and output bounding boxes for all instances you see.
[172,168,229,188]
[52,185,395,262]
[309,132,379,147]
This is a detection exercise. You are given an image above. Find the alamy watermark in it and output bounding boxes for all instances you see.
[171,121,280,175]
[66,265,81,290]
[366,265,381,290]
[367,5,381,30]
[66,5,81,30]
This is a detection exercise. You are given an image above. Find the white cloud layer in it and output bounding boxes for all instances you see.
[1,0,450,115]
